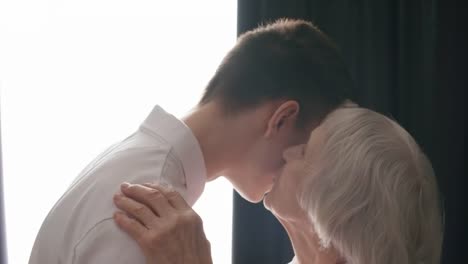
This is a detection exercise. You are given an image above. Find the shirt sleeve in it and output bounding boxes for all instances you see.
[72,219,146,264]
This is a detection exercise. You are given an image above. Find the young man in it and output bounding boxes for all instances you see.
[29,19,354,263]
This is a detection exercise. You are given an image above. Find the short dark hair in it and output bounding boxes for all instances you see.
[200,19,354,126]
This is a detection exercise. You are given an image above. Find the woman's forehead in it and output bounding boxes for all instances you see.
[306,125,326,152]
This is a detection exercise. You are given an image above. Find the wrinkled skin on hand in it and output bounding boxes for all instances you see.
[113,182,212,264]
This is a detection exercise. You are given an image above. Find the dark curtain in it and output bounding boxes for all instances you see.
[233,0,467,263]
[0,103,7,263]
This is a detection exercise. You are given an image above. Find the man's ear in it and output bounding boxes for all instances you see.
[265,100,300,138]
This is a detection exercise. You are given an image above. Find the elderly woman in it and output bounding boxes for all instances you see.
[112,107,444,264]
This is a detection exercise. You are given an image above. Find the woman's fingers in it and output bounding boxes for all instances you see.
[121,183,173,217]
[142,182,190,210]
[113,182,213,264]
[113,193,158,228]
[113,211,148,242]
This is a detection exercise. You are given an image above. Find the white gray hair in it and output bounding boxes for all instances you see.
[298,107,443,264]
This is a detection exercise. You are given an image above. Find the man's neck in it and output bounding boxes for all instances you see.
[182,102,253,181]
[277,216,341,264]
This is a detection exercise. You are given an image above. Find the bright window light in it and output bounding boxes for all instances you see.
[0,1,236,263]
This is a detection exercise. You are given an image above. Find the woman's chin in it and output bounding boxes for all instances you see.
[262,192,273,211]
[263,194,298,222]
[263,192,281,214]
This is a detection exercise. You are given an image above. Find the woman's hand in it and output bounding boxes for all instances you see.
[113,182,212,264]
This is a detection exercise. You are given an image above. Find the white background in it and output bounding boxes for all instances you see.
[0,1,236,263]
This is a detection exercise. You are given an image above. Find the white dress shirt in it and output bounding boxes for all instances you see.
[288,256,297,264]
[29,105,207,264]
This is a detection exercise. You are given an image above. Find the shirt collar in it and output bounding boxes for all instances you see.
[140,105,207,205]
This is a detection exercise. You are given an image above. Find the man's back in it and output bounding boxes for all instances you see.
[29,106,206,263]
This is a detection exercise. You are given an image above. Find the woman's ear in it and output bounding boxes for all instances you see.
[265,100,300,138]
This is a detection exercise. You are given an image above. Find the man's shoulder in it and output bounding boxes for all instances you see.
[63,133,182,224]
[72,130,175,186]
[30,131,184,258]
[30,127,193,263]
